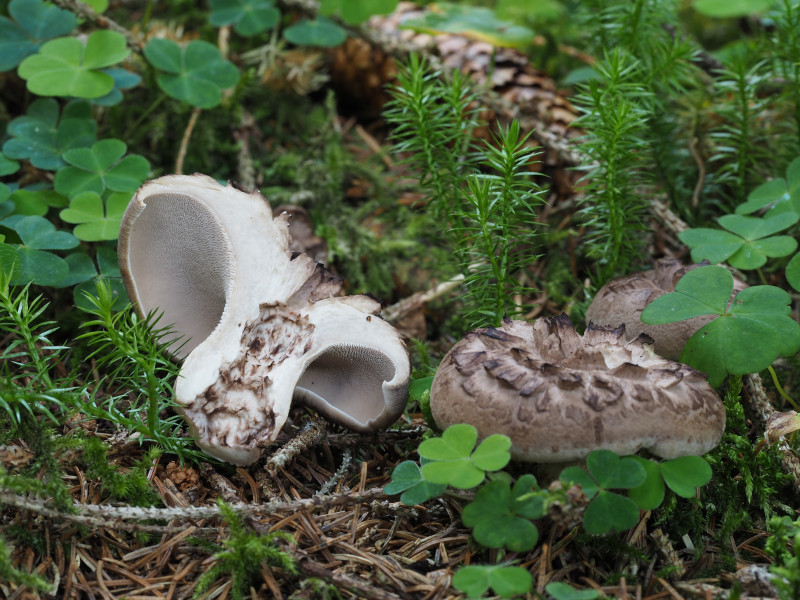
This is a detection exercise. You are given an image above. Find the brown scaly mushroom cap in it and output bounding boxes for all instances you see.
[585,258,748,360]
[430,315,725,463]
[118,174,410,465]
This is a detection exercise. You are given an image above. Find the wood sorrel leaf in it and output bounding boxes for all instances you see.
[641,265,732,324]
[586,449,646,490]
[659,456,712,498]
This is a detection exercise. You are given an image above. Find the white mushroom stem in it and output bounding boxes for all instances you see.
[119,175,410,465]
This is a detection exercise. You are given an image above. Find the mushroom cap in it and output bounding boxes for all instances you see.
[585,258,747,360]
[430,315,725,463]
[119,174,410,465]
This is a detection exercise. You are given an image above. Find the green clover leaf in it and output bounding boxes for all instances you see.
[461,475,543,552]
[144,39,240,109]
[54,139,150,198]
[453,564,532,599]
[209,0,280,36]
[737,157,800,217]
[560,450,646,535]
[60,191,130,241]
[419,424,511,489]
[0,154,20,177]
[642,266,800,386]
[18,30,130,98]
[283,17,348,47]
[545,582,602,600]
[8,187,68,217]
[627,457,664,511]
[679,213,798,270]
[0,0,78,71]
[92,68,142,107]
[659,456,712,498]
[786,252,800,293]
[3,99,97,170]
[319,0,399,24]
[0,215,79,286]
[384,460,446,506]
[71,246,129,310]
[399,2,537,48]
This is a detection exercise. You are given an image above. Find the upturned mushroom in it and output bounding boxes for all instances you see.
[430,315,725,463]
[585,258,747,360]
[118,174,410,465]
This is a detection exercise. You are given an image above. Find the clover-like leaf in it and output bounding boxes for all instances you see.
[659,456,712,498]
[461,476,541,552]
[648,267,800,386]
[60,191,129,241]
[408,376,434,401]
[545,582,602,600]
[786,252,800,293]
[18,30,130,98]
[583,490,640,535]
[586,449,646,490]
[627,456,664,511]
[0,0,78,71]
[419,424,511,489]
[3,99,97,170]
[283,17,348,47]
[73,246,128,311]
[453,564,532,600]
[0,215,78,286]
[8,188,68,217]
[210,0,280,35]
[400,2,537,48]
[319,0,399,24]
[679,213,798,270]
[55,251,97,287]
[55,139,149,198]
[144,39,240,109]
[737,158,800,217]
[384,460,446,506]
[92,68,142,106]
[559,466,599,500]
[0,154,20,177]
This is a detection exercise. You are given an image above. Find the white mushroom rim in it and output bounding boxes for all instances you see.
[119,174,410,465]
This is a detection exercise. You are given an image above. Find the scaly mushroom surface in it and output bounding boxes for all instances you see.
[431,315,725,463]
[585,258,747,360]
[119,174,410,465]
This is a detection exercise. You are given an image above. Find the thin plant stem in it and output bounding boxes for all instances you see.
[767,365,800,412]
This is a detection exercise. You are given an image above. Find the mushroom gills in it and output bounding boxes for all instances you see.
[121,191,233,355]
[295,344,399,431]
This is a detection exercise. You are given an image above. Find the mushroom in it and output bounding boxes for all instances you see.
[430,315,725,463]
[585,258,747,360]
[118,174,410,465]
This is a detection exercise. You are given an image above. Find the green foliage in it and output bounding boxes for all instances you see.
[0,215,79,286]
[787,252,800,291]
[573,49,649,284]
[560,450,646,535]
[545,582,603,600]
[54,139,150,199]
[679,213,798,269]
[693,0,774,18]
[736,156,800,216]
[0,0,77,72]
[452,564,532,599]
[60,191,131,241]
[283,17,348,47]
[18,30,130,98]
[78,282,202,461]
[766,515,800,600]
[319,0,398,24]
[209,0,280,36]
[461,474,544,552]
[3,99,97,170]
[0,533,54,593]
[642,266,800,386]
[83,436,162,506]
[628,455,712,510]
[193,501,297,600]
[399,2,537,48]
[71,246,129,310]
[418,424,511,489]
[144,39,239,108]
[383,460,447,505]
